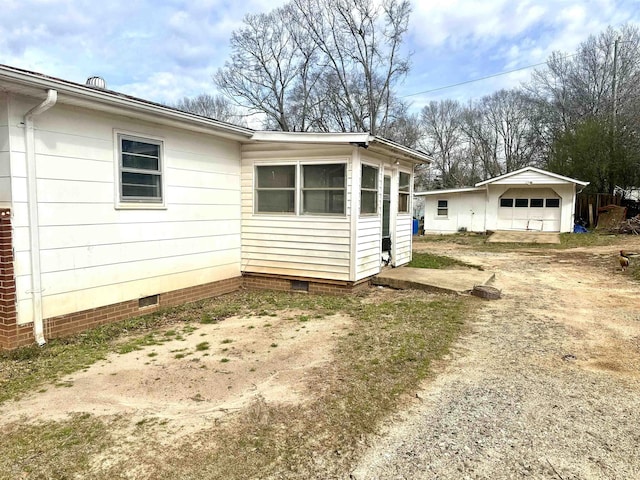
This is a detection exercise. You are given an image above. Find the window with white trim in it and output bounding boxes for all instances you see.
[398,172,411,213]
[255,165,296,213]
[302,164,345,215]
[360,164,378,214]
[119,135,163,203]
[437,199,448,217]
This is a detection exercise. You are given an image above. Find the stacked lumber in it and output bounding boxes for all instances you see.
[616,214,640,234]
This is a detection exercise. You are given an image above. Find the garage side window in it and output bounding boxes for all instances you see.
[515,199,529,207]
[302,164,345,215]
[546,198,560,207]
[119,135,163,203]
[361,164,378,214]
[530,198,544,207]
[255,165,296,213]
[500,198,513,207]
[437,199,448,217]
[398,172,411,213]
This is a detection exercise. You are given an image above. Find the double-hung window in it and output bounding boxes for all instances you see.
[302,164,345,215]
[398,172,411,213]
[437,200,448,217]
[119,135,163,203]
[255,165,296,213]
[360,164,379,214]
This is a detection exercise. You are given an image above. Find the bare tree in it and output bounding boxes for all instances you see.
[527,23,640,192]
[215,8,299,131]
[420,99,465,187]
[293,0,411,134]
[216,0,411,134]
[481,89,540,172]
[173,93,246,125]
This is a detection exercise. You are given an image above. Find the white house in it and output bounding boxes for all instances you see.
[415,167,589,234]
[0,64,430,349]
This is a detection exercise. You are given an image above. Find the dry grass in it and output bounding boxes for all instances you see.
[0,289,472,480]
[414,231,630,250]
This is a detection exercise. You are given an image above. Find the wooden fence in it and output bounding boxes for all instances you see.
[575,193,622,227]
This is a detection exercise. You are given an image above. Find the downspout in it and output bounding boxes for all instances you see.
[24,89,57,346]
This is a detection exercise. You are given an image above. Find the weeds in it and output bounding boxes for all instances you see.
[0,289,470,480]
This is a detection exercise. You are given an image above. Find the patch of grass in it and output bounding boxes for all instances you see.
[0,288,471,479]
[195,342,210,351]
[408,252,482,270]
[157,290,471,480]
[270,343,278,348]
[0,311,184,404]
[0,413,112,479]
[147,352,158,358]
[414,231,629,251]
[221,338,234,344]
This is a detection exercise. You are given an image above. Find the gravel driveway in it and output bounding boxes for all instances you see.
[352,241,640,480]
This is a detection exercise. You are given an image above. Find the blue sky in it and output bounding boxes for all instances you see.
[2,0,639,115]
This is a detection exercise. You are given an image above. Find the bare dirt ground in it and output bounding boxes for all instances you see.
[353,238,640,479]
[0,311,352,444]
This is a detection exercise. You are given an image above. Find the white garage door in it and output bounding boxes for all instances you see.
[497,188,561,232]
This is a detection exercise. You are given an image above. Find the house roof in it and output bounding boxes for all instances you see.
[414,187,484,196]
[474,166,589,187]
[251,131,432,165]
[0,64,431,164]
[0,64,255,141]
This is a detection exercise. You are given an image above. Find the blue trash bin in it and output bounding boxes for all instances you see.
[412,218,419,235]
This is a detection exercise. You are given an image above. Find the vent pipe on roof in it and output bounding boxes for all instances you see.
[86,76,106,89]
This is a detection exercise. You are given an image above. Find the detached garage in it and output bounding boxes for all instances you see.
[416,167,589,234]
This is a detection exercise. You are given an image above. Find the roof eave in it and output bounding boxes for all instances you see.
[0,64,255,140]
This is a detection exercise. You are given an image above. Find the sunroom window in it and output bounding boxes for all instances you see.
[255,165,296,213]
[398,172,411,213]
[302,164,345,215]
[360,164,378,214]
[119,135,163,203]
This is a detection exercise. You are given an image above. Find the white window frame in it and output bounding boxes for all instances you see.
[300,162,346,216]
[254,163,297,214]
[360,163,379,215]
[398,171,411,214]
[437,199,448,217]
[115,131,166,209]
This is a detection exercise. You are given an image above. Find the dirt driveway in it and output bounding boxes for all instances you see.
[353,239,640,479]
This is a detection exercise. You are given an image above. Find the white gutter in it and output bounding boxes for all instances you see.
[24,89,57,346]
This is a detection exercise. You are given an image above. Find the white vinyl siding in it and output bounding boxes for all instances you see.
[242,146,352,281]
[8,99,242,324]
[355,215,380,280]
[421,191,487,234]
[394,215,413,266]
[0,95,10,205]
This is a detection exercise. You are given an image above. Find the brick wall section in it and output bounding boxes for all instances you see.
[1,262,373,350]
[0,208,19,350]
[1,275,243,350]
[243,273,371,295]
